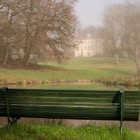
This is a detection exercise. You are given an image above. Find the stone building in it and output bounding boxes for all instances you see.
[74,34,103,57]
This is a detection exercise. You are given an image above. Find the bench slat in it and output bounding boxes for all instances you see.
[0,88,139,123]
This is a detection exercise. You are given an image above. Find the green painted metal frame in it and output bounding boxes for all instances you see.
[2,87,19,127]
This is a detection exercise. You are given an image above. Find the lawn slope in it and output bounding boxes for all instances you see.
[0,57,137,86]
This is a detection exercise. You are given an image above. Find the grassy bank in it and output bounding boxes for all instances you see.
[0,124,140,140]
[0,57,139,87]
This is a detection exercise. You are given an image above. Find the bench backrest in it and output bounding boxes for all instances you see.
[123,90,140,121]
[0,88,139,122]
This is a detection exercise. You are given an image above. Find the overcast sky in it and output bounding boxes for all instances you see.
[75,0,124,27]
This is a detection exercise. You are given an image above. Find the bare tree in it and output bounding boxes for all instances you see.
[102,4,126,64]
[124,1,140,76]
[102,1,140,75]
[0,0,78,68]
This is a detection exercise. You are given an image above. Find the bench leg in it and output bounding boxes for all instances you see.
[6,117,20,132]
[120,120,123,137]
[8,117,20,125]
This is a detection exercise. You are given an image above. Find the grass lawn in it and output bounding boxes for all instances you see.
[0,57,137,85]
[0,124,140,140]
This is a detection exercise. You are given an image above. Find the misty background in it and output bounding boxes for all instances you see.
[75,0,123,27]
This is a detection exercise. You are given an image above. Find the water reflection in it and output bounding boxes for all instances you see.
[7,82,140,90]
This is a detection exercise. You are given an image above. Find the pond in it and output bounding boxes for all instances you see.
[7,82,140,90]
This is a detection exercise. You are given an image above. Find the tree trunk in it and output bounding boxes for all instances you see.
[22,0,33,68]
[23,48,31,68]
[136,64,140,76]
[135,58,140,76]
[2,46,9,66]
[115,54,119,65]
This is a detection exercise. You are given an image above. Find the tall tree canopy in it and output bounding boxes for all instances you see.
[102,1,140,76]
[0,0,78,68]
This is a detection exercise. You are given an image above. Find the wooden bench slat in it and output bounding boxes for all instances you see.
[9,89,118,96]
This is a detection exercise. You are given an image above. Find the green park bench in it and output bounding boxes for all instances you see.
[0,87,140,135]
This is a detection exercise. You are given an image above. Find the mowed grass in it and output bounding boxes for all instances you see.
[0,124,140,140]
[0,57,137,82]
[61,57,136,79]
